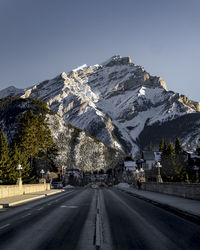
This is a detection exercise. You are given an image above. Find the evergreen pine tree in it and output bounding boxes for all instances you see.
[17,110,40,158]
[10,143,31,183]
[0,131,12,184]
[16,110,58,179]
[161,141,188,182]
[166,142,175,157]
[175,137,182,154]
[159,137,166,153]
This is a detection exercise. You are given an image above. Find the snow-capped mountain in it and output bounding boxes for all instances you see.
[1,56,200,156]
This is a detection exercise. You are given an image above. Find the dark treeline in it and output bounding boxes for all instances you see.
[159,137,200,182]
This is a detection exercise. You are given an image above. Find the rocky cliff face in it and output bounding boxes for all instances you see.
[1,55,200,155]
[0,97,124,171]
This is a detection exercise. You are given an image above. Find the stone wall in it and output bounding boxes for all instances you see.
[0,182,50,199]
[141,182,200,200]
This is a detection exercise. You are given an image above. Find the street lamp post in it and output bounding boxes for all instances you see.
[40,169,45,179]
[135,169,139,180]
[16,164,22,178]
[155,162,163,183]
[140,167,145,182]
[16,164,23,185]
[46,170,50,182]
[40,169,44,182]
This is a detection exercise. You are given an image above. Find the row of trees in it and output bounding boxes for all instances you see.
[0,110,58,184]
[159,137,199,182]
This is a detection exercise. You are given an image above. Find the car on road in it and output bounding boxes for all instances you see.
[51,182,63,189]
[99,183,106,187]
[91,184,98,189]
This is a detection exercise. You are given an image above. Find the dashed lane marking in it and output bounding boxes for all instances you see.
[21,213,31,218]
[37,207,44,211]
[0,224,10,230]
[60,205,78,208]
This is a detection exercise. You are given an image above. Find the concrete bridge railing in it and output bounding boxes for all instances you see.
[141,182,200,200]
[0,181,50,199]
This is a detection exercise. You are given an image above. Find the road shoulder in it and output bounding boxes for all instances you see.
[115,186,200,224]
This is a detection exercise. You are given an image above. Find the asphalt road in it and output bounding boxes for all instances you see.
[0,187,200,250]
[0,188,96,250]
[101,188,200,250]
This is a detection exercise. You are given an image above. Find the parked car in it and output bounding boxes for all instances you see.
[51,182,63,189]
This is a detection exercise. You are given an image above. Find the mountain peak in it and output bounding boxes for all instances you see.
[102,55,132,67]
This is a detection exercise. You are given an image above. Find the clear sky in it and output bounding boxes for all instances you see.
[0,0,199,101]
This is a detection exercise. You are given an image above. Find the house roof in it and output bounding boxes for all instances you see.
[126,166,136,171]
[124,161,137,167]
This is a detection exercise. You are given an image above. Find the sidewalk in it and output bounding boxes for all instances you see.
[116,186,200,222]
[0,189,64,208]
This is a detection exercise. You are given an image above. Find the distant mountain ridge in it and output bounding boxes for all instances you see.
[1,55,200,156]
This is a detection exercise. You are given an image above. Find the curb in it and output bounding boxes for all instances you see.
[0,190,65,209]
[44,190,64,196]
[118,188,200,225]
[0,195,45,208]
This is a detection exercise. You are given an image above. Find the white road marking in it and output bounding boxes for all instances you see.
[60,205,78,208]
[0,224,10,230]
[21,213,31,218]
[47,203,51,206]
[96,213,101,247]
[37,207,43,211]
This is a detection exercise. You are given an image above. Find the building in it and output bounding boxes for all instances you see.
[141,151,161,170]
[124,160,137,171]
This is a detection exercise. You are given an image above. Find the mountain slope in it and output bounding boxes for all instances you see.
[1,56,199,155]
[0,97,124,171]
